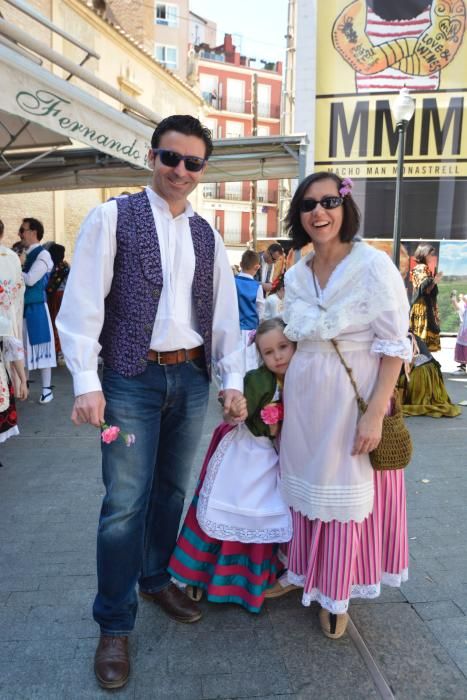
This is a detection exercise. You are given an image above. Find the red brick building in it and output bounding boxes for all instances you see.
[195,34,282,245]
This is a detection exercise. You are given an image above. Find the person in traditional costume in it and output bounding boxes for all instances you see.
[398,333,461,418]
[0,220,27,442]
[57,115,245,689]
[451,292,467,374]
[235,249,264,372]
[269,172,412,640]
[264,274,285,320]
[20,218,56,404]
[409,244,442,353]
[169,318,295,613]
[46,243,70,362]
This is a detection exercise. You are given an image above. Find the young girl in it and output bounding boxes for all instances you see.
[168,318,295,613]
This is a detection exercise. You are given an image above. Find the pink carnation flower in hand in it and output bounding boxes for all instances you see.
[101,425,121,444]
[260,402,284,425]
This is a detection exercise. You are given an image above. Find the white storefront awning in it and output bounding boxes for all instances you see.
[0,41,153,173]
[0,36,307,194]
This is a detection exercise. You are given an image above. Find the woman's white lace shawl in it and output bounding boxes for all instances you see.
[284,242,410,346]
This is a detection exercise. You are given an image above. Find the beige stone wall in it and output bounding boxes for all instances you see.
[0,191,54,249]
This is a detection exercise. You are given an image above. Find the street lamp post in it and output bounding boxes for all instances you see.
[390,88,416,270]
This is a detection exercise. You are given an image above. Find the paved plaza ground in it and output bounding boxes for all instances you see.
[1,338,467,699]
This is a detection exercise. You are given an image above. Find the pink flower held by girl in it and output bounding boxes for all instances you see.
[101,425,121,444]
[260,402,284,425]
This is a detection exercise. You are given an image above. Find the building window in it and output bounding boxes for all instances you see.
[224,211,242,243]
[225,181,242,200]
[225,120,244,138]
[155,3,179,27]
[203,183,218,199]
[200,74,219,107]
[257,124,270,136]
[257,83,271,118]
[155,44,178,69]
[204,118,217,140]
[257,180,268,202]
[226,78,245,113]
[256,212,267,236]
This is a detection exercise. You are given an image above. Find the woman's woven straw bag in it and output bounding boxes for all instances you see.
[331,340,412,471]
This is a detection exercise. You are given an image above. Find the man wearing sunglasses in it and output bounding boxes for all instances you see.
[57,114,245,689]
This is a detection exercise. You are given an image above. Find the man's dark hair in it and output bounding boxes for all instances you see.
[285,172,360,248]
[23,217,44,241]
[0,219,4,237]
[413,244,435,264]
[151,115,213,159]
[267,243,283,256]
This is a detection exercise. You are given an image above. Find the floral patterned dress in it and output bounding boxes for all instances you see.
[0,246,25,442]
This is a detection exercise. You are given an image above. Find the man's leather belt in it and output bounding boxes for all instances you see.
[147,346,204,365]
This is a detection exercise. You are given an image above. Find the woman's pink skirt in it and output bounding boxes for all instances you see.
[283,470,408,614]
[454,342,467,363]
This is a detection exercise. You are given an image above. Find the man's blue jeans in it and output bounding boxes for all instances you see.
[93,359,209,634]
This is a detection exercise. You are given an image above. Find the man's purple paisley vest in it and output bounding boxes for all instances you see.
[99,191,215,378]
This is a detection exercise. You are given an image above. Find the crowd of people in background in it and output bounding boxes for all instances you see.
[0,217,70,446]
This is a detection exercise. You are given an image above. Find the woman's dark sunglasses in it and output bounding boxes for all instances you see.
[152,148,207,172]
[300,196,343,213]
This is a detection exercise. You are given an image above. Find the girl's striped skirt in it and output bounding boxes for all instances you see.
[168,423,283,614]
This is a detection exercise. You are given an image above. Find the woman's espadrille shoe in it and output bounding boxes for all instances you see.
[264,580,299,599]
[319,608,349,639]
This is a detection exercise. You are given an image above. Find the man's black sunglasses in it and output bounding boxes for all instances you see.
[152,148,207,172]
[300,196,344,213]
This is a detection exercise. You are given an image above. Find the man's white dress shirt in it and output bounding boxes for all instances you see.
[57,188,243,396]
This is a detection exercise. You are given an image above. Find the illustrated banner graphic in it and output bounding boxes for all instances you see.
[315,0,467,178]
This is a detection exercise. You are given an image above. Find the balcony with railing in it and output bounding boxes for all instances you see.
[202,91,221,109]
[258,102,280,119]
[203,184,220,199]
[225,97,246,113]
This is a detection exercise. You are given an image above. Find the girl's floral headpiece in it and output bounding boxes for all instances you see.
[339,177,353,197]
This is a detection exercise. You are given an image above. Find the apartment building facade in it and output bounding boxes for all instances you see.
[195,34,283,245]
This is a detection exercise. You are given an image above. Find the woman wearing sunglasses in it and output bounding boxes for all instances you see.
[269,172,412,639]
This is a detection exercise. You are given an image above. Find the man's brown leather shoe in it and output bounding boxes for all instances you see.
[139,582,202,623]
[94,635,130,689]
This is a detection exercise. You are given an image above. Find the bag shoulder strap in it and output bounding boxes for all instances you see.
[330,339,367,412]
[330,339,400,414]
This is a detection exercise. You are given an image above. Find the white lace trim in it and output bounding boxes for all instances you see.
[282,476,374,524]
[371,338,412,361]
[284,243,410,342]
[285,567,409,613]
[197,429,293,544]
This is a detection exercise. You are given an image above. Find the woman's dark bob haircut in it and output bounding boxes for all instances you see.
[413,243,435,264]
[285,172,361,248]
